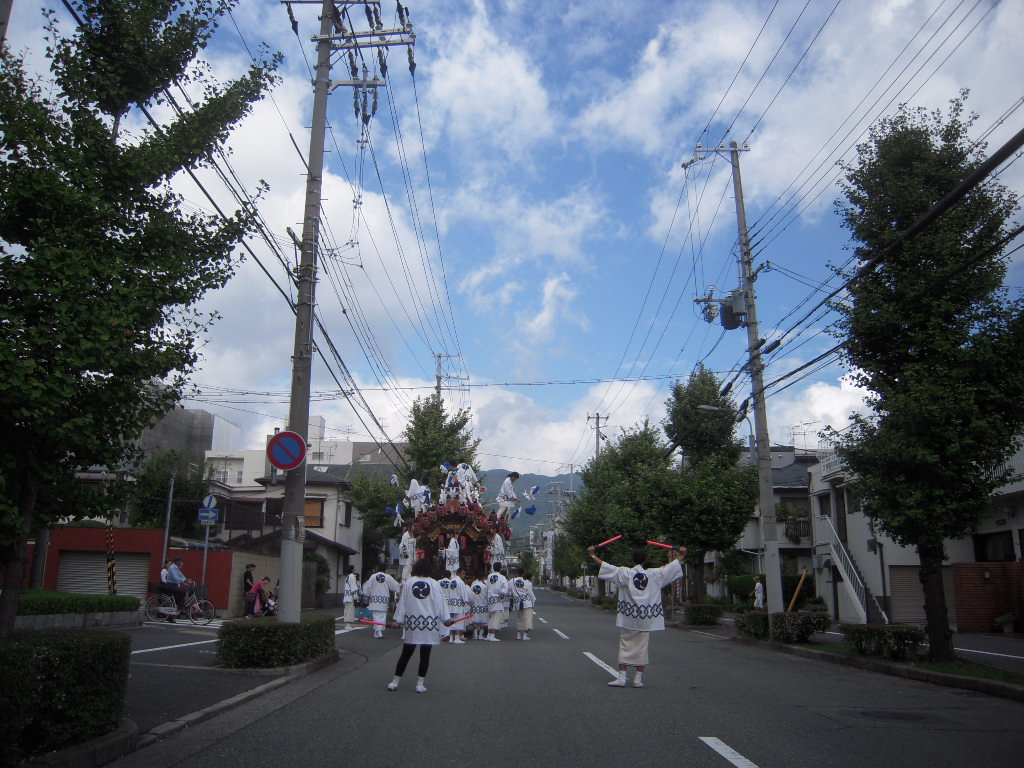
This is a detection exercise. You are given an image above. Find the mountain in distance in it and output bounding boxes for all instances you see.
[477,468,582,540]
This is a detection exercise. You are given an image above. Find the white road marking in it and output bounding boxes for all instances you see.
[553,629,570,640]
[132,639,217,655]
[538,617,549,624]
[335,625,367,635]
[690,630,727,640]
[699,737,761,768]
[583,651,619,678]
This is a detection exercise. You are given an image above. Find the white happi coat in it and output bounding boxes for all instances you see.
[469,579,488,619]
[487,534,505,566]
[393,577,449,645]
[485,571,509,613]
[508,575,535,611]
[398,531,416,578]
[442,575,468,618]
[342,573,360,605]
[598,559,683,632]
[444,538,460,575]
[496,476,517,517]
[362,571,399,617]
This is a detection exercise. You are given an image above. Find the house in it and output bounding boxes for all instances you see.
[807,443,1024,630]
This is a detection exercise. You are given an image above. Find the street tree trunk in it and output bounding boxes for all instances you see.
[918,542,956,661]
[689,549,707,603]
[0,469,39,639]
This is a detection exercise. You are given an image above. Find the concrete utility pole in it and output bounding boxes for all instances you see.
[434,352,468,400]
[587,413,607,457]
[279,0,415,623]
[693,140,783,615]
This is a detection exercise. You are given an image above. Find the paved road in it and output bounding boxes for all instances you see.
[113,588,1024,768]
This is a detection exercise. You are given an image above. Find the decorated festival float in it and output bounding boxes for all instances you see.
[391,463,538,577]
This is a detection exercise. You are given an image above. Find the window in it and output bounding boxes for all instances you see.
[304,499,325,529]
[341,501,353,527]
[236,471,244,484]
[214,470,228,484]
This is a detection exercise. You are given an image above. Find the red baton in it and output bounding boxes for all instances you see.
[597,534,623,547]
[646,540,675,550]
[358,618,388,626]
[449,614,473,624]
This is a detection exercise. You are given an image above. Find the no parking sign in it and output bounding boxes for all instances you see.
[267,431,307,471]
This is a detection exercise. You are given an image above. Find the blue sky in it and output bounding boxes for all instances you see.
[8,0,1024,475]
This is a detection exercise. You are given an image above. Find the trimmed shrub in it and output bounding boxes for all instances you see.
[0,629,130,766]
[218,614,336,668]
[770,611,831,643]
[737,611,770,639]
[684,604,724,626]
[727,574,818,609]
[17,590,139,616]
[840,623,925,660]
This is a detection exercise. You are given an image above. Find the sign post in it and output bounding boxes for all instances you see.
[198,501,218,588]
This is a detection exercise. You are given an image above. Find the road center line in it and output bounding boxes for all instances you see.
[553,628,570,640]
[583,651,619,677]
[538,617,549,624]
[132,639,217,655]
[699,737,760,768]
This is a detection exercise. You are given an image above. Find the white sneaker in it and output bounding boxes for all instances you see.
[608,674,627,687]
[415,682,428,693]
[486,635,500,642]
[453,637,466,644]
[387,681,399,691]
[516,632,523,640]
[522,634,531,640]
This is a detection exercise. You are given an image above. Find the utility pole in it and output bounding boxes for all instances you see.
[693,140,783,615]
[279,0,415,624]
[587,413,607,457]
[434,352,468,400]
[0,0,12,45]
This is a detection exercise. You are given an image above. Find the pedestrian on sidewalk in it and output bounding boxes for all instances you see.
[342,565,359,627]
[750,576,765,611]
[242,563,257,618]
[588,543,687,688]
[388,558,452,692]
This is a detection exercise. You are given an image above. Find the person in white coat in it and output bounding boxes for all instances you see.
[484,562,509,641]
[398,524,417,581]
[509,568,537,640]
[496,471,519,518]
[444,536,460,576]
[468,569,488,640]
[588,544,687,688]
[342,564,360,627]
[487,531,505,568]
[388,559,451,692]
[362,568,400,638]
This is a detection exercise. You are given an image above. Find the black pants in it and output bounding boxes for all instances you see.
[394,643,432,678]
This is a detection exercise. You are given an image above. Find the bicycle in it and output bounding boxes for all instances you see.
[145,583,216,625]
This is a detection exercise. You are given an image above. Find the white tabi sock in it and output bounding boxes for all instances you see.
[415,677,428,693]
[633,671,644,688]
[387,676,400,691]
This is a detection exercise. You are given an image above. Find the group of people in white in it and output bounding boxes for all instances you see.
[347,560,536,693]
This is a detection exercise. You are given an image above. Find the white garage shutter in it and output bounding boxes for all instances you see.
[57,552,151,600]
[888,565,957,629]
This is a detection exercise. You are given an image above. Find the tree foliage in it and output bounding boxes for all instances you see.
[348,471,402,569]
[128,451,212,538]
[831,92,1024,659]
[661,366,758,600]
[400,395,480,491]
[564,420,676,566]
[0,0,279,636]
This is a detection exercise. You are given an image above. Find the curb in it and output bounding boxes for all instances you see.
[26,650,340,768]
[729,634,1024,703]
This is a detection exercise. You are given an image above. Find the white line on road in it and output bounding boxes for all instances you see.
[699,737,761,768]
[538,617,549,624]
[553,629,570,640]
[335,625,367,635]
[820,631,1024,662]
[132,639,217,655]
[583,651,619,678]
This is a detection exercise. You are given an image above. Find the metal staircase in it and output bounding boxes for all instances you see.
[816,515,889,624]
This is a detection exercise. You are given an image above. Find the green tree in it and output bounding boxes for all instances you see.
[127,451,212,538]
[832,93,1024,661]
[0,1,279,637]
[401,395,480,492]
[552,534,586,584]
[661,366,758,601]
[348,471,403,569]
[564,421,677,589]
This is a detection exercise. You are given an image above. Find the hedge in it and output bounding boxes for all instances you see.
[218,614,336,668]
[684,604,724,625]
[727,574,817,609]
[0,629,130,767]
[737,611,770,639]
[840,623,925,660]
[16,590,140,616]
[770,611,831,643]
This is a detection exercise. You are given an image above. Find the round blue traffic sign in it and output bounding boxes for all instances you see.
[267,430,307,471]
